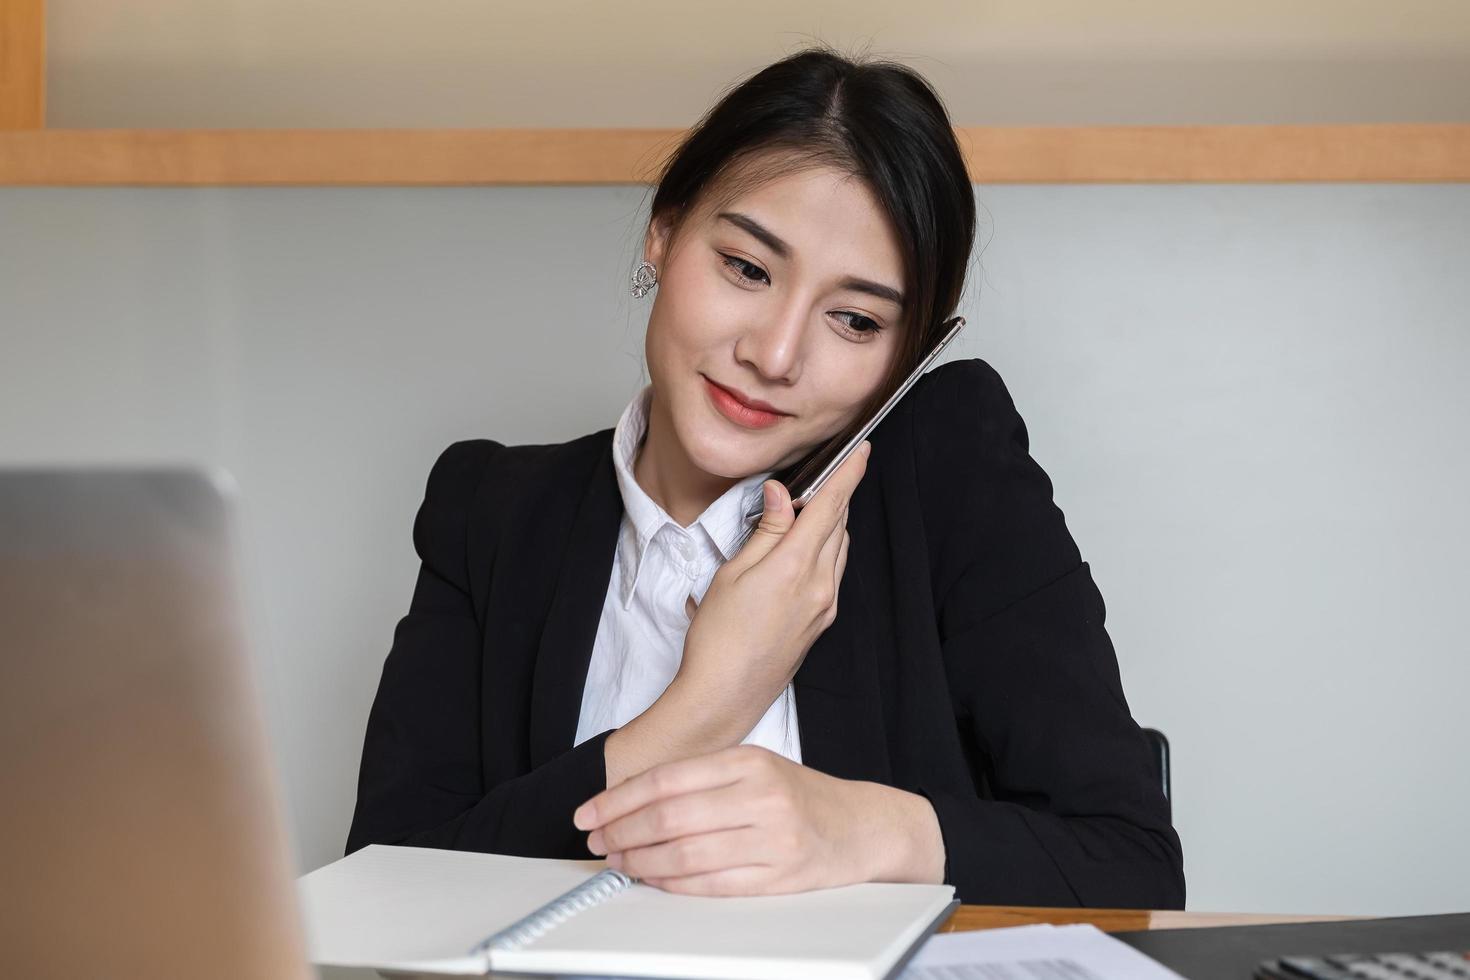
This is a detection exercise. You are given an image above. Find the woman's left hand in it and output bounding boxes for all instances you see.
[572,744,946,896]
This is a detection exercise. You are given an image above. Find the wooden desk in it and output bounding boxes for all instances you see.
[941,905,1358,933]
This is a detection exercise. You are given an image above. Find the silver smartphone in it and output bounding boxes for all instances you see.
[734,314,967,549]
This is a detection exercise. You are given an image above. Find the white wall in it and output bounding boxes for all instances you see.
[2,182,1467,916]
[45,0,1470,126]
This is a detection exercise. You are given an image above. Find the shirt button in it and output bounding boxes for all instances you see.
[676,539,694,560]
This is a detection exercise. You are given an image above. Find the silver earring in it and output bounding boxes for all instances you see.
[630,260,658,298]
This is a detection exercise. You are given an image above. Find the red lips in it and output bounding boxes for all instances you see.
[703,376,788,429]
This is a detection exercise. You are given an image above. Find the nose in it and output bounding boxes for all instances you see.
[733,296,806,386]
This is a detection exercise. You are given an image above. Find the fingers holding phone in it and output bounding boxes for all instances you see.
[731,439,869,572]
[782,439,867,572]
[674,442,868,719]
[814,498,851,629]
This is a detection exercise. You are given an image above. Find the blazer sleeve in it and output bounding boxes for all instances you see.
[911,359,1186,909]
[344,440,613,858]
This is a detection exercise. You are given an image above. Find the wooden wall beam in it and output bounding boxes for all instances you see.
[959,124,1470,183]
[0,0,45,129]
[0,124,1467,185]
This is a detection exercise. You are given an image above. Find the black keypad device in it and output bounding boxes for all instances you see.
[1255,950,1470,980]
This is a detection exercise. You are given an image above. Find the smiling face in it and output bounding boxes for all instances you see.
[640,158,907,488]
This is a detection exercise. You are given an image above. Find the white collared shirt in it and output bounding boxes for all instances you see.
[571,383,803,764]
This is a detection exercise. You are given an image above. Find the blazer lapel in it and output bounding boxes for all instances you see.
[792,509,894,785]
[527,432,622,768]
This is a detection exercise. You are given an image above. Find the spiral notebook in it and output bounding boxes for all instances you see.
[297,844,958,979]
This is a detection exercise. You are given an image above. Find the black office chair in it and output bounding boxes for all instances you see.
[1140,727,1172,819]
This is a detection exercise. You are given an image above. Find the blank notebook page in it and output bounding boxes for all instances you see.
[299,845,601,972]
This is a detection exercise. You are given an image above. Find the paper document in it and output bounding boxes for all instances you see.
[897,923,1185,980]
[297,844,955,978]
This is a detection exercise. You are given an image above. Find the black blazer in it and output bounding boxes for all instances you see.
[345,357,1186,908]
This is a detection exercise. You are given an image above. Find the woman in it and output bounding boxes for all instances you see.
[345,44,1185,908]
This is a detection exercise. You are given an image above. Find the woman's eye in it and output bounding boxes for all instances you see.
[720,254,769,286]
[834,311,883,337]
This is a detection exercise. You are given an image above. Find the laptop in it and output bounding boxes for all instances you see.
[0,469,312,978]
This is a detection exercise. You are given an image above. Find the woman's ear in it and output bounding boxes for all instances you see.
[644,211,675,270]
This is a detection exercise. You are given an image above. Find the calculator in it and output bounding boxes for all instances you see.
[1256,950,1470,979]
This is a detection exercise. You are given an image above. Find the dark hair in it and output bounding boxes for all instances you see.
[641,41,977,481]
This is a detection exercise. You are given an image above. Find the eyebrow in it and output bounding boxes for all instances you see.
[716,211,906,309]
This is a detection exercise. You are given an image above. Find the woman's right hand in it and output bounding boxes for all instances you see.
[673,440,871,731]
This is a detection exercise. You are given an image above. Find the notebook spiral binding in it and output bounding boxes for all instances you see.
[468,868,636,958]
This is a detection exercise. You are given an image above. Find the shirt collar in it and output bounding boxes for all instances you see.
[611,383,773,609]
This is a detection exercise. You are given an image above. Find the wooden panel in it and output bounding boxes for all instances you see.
[0,0,45,129]
[0,124,1466,185]
[940,905,1362,933]
[960,124,1470,183]
[0,128,679,184]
